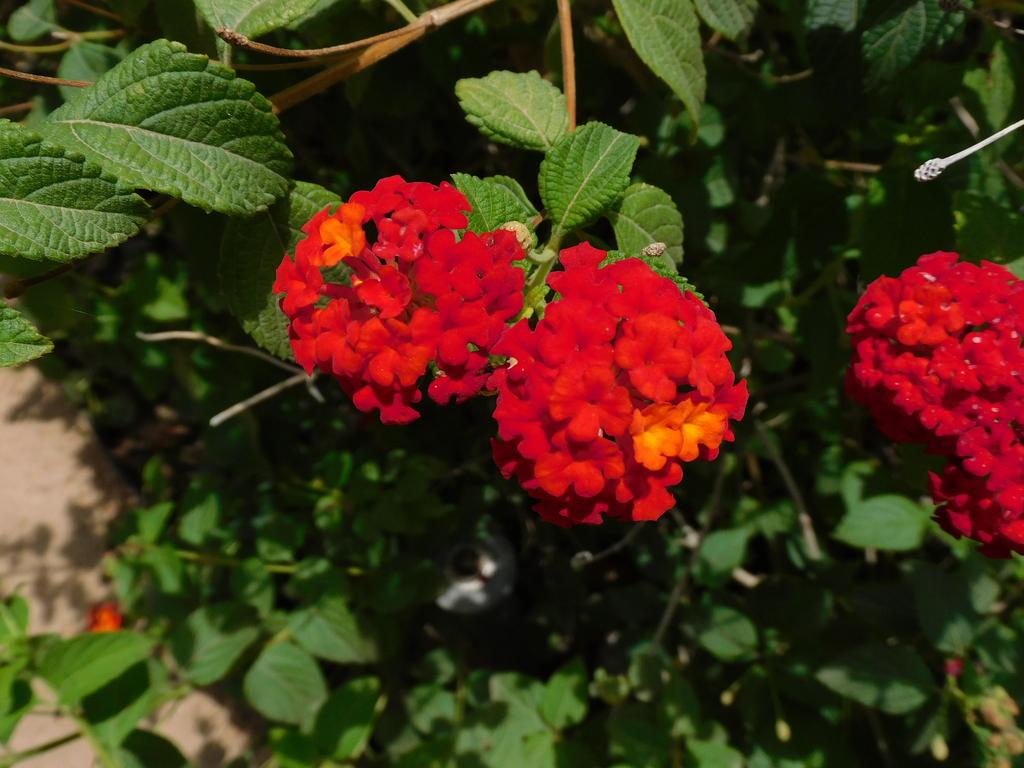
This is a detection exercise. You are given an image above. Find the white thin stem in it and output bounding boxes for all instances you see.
[209,373,308,427]
[944,116,1024,166]
[916,115,1024,181]
[135,330,300,376]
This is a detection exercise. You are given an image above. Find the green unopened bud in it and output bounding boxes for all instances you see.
[930,734,949,762]
[719,688,735,707]
[775,720,791,743]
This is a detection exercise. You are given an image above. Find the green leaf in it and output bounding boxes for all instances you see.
[455,70,569,151]
[539,122,640,242]
[451,173,539,233]
[489,672,547,735]
[862,1,966,84]
[540,657,588,730]
[313,676,382,761]
[172,604,261,685]
[57,41,124,101]
[954,191,1024,266]
[220,181,340,358]
[8,0,57,42]
[612,0,706,126]
[696,605,758,661]
[40,39,292,215]
[606,182,684,266]
[963,40,1015,132]
[119,730,188,768]
[833,494,931,551]
[37,632,151,704]
[687,739,744,768]
[0,120,148,262]
[0,304,52,367]
[816,644,935,714]
[243,641,327,728]
[805,0,860,31]
[694,528,750,588]
[289,594,378,663]
[81,661,165,749]
[194,0,321,40]
[0,680,33,745]
[693,0,756,41]
[911,563,977,654]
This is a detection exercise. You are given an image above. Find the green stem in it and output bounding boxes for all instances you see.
[0,733,80,768]
[383,0,419,24]
[174,549,299,574]
[173,548,364,576]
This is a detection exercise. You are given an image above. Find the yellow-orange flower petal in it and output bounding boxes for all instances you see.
[317,202,367,267]
[630,400,728,471]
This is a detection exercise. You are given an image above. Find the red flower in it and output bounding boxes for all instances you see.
[491,244,747,526]
[273,178,524,423]
[87,602,123,632]
[848,252,1024,557]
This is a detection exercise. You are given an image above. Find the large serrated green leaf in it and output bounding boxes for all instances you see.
[0,120,148,262]
[693,0,756,41]
[0,304,52,367]
[243,641,327,728]
[40,39,292,215]
[539,122,640,243]
[195,0,322,40]
[612,0,705,127]
[451,173,538,233]
[862,1,965,84]
[606,182,684,266]
[219,180,340,358]
[455,70,569,152]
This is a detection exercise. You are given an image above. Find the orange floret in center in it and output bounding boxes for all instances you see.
[630,400,728,471]
[317,202,367,267]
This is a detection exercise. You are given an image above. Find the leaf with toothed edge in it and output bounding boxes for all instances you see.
[0,304,53,367]
[455,70,570,152]
[39,39,292,216]
[538,122,640,243]
[0,120,149,262]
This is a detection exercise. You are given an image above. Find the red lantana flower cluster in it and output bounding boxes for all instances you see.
[274,177,747,525]
[489,245,748,526]
[847,252,1024,557]
[274,176,525,424]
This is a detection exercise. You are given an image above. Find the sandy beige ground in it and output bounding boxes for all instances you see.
[0,365,254,767]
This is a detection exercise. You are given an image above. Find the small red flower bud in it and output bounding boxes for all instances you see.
[87,601,123,633]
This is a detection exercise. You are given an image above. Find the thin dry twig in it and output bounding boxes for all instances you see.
[752,410,823,561]
[571,523,645,569]
[59,0,124,22]
[3,263,76,299]
[135,330,301,376]
[824,159,882,173]
[0,65,90,87]
[0,100,34,117]
[557,0,576,130]
[648,462,729,656]
[228,0,499,113]
[209,373,308,427]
